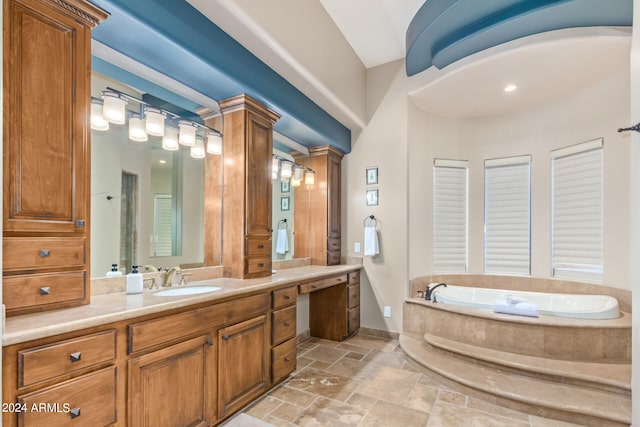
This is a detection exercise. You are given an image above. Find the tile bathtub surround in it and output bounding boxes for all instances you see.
[239,333,586,427]
[410,274,632,313]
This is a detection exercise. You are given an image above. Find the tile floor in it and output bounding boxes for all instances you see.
[232,333,585,427]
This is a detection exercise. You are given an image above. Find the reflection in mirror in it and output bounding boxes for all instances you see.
[272,139,312,261]
[90,72,219,277]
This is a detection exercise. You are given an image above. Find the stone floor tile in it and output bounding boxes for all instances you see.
[270,402,303,423]
[362,349,406,369]
[297,341,317,351]
[269,386,317,408]
[309,360,334,371]
[427,404,529,427]
[403,383,440,413]
[296,356,314,369]
[345,393,378,410]
[336,342,371,355]
[436,390,466,406]
[361,399,430,427]
[286,368,361,402]
[345,335,398,352]
[303,345,349,363]
[294,397,367,426]
[264,415,295,427]
[466,397,531,423]
[529,415,587,427]
[325,356,382,381]
[308,337,342,348]
[356,366,420,404]
[344,351,366,360]
[245,396,284,419]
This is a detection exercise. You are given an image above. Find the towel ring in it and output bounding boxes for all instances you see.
[278,219,288,229]
[363,215,376,227]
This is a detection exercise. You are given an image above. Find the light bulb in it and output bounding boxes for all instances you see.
[206,132,222,155]
[291,178,301,187]
[101,91,127,125]
[272,157,280,180]
[280,161,293,178]
[191,136,205,159]
[91,101,109,131]
[305,170,315,185]
[128,116,148,142]
[293,166,304,181]
[145,107,165,136]
[162,127,179,151]
[178,120,197,146]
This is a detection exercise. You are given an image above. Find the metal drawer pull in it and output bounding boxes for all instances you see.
[311,285,317,289]
[69,408,81,419]
[69,352,82,363]
[284,357,291,362]
[207,337,214,346]
[284,295,290,300]
[222,335,229,341]
[258,244,265,249]
[258,263,265,268]
[283,322,290,327]
[39,249,50,257]
[39,287,51,296]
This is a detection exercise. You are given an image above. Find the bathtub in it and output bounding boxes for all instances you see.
[430,285,620,320]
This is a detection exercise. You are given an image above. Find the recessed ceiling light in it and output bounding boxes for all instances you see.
[159,159,167,164]
[504,84,518,93]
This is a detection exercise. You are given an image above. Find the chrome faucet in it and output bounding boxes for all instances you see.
[142,265,159,273]
[425,283,447,301]
[165,267,182,287]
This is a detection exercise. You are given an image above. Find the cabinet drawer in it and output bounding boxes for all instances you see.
[3,237,85,272]
[272,286,297,309]
[246,238,271,256]
[272,305,296,346]
[129,293,269,353]
[272,338,296,383]
[4,272,86,313]
[348,270,360,285]
[298,274,347,294]
[327,238,341,251]
[347,284,360,309]
[245,257,271,275]
[348,306,360,334]
[18,366,117,427]
[327,250,341,265]
[19,330,116,388]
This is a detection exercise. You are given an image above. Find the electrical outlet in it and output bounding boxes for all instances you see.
[354,242,361,253]
[383,306,391,317]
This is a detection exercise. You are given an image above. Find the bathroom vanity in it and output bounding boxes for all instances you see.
[2,266,361,426]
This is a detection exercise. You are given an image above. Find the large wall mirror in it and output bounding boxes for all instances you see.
[272,139,311,262]
[90,69,222,277]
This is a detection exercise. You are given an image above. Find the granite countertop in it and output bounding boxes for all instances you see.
[3,264,361,346]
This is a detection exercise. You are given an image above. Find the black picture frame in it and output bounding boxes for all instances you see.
[281,181,290,193]
[366,166,378,185]
[281,196,290,211]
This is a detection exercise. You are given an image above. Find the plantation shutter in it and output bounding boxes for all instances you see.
[551,139,603,283]
[433,159,468,273]
[154,194,173,257]
[484,156,531,275]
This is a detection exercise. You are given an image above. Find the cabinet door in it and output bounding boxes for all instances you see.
[327,152,342,240]
[245,114,273,239]
[4,0,90,235]
[218,315,269,418]
[128,335,216,427]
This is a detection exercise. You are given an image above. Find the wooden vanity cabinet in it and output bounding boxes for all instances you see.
[218,94,281,279]
[271,286,297,384]
[2,0,108,315]
[305,146,344,265]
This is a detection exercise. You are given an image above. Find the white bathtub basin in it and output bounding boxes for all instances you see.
[430,285,620,320]
[153,285,221,297]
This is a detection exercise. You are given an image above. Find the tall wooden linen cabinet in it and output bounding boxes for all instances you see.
[2,0,108,315]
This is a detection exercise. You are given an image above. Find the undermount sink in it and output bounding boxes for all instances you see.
[153,285,222,297]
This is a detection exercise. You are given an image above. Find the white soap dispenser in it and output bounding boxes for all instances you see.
[106,264,123,277]
[126,265,143,294]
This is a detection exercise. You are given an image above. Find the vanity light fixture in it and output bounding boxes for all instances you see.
[272,154,315,186]
[145,106,165,137]
[101,90,127,124]
[128,115,148,142]
[280,161,293,179]
[90,99,109,131]
[162,127,180,151]
[191,136,206,159]
[291,165,304,186]
[206,131,222,155]
[93,87,223,158]
[304,170,315,185]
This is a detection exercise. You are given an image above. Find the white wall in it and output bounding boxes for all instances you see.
[343,60,409,333]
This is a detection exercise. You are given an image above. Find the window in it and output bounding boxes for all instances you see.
[484,156,531,275]
[551,139,603,283]
[433,159,468,273]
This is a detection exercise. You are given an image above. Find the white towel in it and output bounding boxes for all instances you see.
[506,295,527,305]
[364,225,379,257]
[275,229,288,255]
[494,299,539,317]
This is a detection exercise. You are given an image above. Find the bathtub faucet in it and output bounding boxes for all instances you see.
[425,283,447,301]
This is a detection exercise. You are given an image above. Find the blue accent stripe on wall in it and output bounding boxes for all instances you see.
[406,0,632,76]
[90,0,351,153]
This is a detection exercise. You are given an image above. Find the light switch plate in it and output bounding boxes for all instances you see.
[354,242,361,253]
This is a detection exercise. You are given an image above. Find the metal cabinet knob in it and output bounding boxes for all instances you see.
[69,408,81,419]
[69,352,81,363]
[284,295,290,300]
[222,335,229,341]
[258,244,265,249]
[283,322,290,327]
[39,249,50,257]
[39,287,51,296]
[284,357,291,362]
[258,263,265,268]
